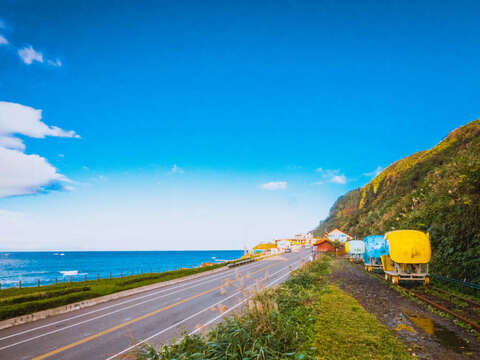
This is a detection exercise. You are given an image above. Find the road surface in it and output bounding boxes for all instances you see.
[0,248,310,360]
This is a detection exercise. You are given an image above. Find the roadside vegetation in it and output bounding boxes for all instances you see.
[0,263,230,321]
[138,256,412,360]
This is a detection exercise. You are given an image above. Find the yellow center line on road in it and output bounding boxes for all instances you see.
[32,261,278,360]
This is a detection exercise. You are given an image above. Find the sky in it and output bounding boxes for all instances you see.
[0,0,479,250]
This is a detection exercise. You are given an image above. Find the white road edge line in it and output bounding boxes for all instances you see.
[0,258,268,343]
[0,261,272,350]
[105,255,309,360]
[190,264,293,335]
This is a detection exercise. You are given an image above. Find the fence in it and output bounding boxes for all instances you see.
[0,264,209,290]
[431,274,480,291]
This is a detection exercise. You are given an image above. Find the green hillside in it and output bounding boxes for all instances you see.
[314,119,480,282]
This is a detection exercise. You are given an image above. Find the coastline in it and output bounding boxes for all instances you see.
[0,250,244,289]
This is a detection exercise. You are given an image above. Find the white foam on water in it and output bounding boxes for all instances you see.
[60,270,79,276]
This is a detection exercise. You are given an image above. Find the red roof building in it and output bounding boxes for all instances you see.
[314,238,335,253]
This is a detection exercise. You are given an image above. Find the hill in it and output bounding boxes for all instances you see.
[314,119,480,282]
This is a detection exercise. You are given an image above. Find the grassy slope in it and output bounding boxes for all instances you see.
[0,264,228,321]
[314,119,480,282]
[138,256,411,360]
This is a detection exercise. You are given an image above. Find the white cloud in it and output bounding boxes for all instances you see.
[0,21,62,67]
[260,181,287,190]
[18,45,43,65]
[47,59,62,67]
[330,175,347,184]
[0,135,24,150]
[0,101,79,197]
[0,101,80,151]
[0,147,68,197]
[315,168,347,184]
[169,164,184,174]
[364,166,383,177]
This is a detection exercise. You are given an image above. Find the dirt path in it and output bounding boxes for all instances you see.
[330,259,480,360]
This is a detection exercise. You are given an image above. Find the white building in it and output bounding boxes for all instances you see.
[276,240,291,249]
[294,233,304,242]
[305,232,314,245]
[293,233,315,244]
[326,228,352,243]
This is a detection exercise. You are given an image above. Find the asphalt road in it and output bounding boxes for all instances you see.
[0,248,311,360]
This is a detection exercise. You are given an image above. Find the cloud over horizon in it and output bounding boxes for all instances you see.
[364,166,384,177]
[260,181,287,190]
[169,164,184,174]
[0,101,79,197]
[315,168,347,184]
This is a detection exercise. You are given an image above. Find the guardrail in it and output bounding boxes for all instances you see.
[227,254,272,268]
[226,251,292,268]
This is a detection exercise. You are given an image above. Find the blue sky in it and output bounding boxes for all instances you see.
[0,0,479,250]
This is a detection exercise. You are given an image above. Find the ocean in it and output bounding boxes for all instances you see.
[0,250,244,289]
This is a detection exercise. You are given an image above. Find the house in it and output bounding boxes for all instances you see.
[294,234,306,244]
[313,238,335,253]
[305,232,314,245]
[293,232,315,245]
[325,228,352,244]
[252,242,277,255]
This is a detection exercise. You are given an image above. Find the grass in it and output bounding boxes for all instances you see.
[430,280,480,303]
[137,256,412,359]
[0,263,230,321]
[314,285,412,359]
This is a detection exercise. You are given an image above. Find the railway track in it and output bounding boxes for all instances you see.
[431,286,480,307]
[409,287,480,332]
[366,267,480,332]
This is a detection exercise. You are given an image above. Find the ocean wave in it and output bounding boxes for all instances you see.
[0,279,23,285]
[60,270,79,276]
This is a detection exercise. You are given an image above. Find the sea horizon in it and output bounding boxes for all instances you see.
[0,250,244,289]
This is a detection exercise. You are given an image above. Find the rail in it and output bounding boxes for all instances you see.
[348,259,480,332]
